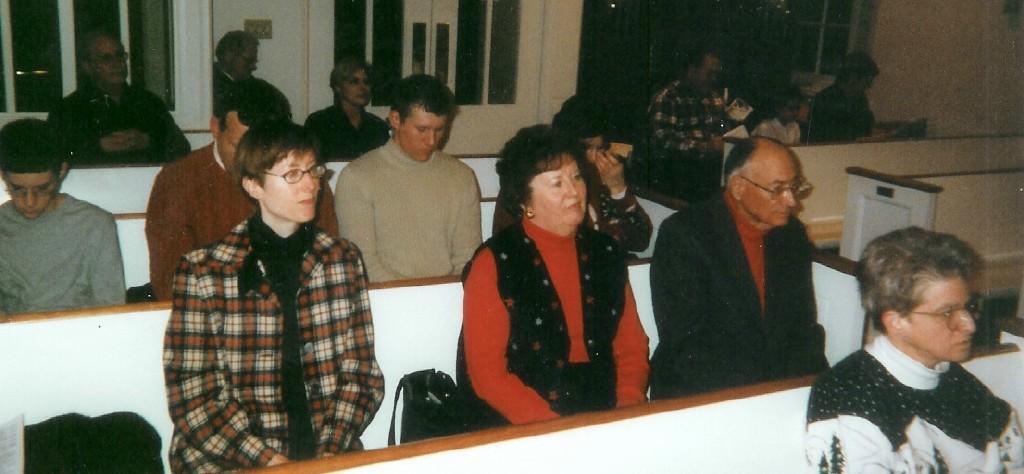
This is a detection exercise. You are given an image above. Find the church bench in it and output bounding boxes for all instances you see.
[260,343,1024,474]
[0,254,866,468]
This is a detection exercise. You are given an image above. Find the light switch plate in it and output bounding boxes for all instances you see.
[244,18,273,40]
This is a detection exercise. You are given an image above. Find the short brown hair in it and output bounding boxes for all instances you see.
[232,121,319,186]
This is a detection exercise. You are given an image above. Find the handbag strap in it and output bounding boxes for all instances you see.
[387,374,407,446]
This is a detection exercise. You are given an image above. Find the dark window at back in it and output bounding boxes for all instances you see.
[126,0,175,108]
[487,0,519,104]
[0,18,6,112]
[454,0,485,105]
[335,0,367,62]
[10,0,62,112]
[371,0,403,106]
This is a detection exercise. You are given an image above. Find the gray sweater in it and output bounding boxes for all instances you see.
[0,195,125,315]
[335,140,481,282]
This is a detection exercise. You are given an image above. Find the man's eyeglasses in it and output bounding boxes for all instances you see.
[739,175,813,200]
[910,301,981,330]
[264,164,328,184]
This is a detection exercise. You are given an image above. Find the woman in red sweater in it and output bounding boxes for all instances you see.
[458,125,649,425]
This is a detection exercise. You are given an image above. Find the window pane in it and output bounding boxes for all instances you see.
[454,0,485,104]
[11,0,62,112]
[335,0,367,61]
[825,0,853,24]
[487,0,519,104]
[435,23,450,84]
[412,22,426,75]
[788,0,824,23]
[819,26,850,75]
[0,19,5,112]
[127,0,175,108]
[372,0,403,106]
[790,24,820,73]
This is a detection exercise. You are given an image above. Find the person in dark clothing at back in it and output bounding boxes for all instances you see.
[650,137,827,399]
[305,57,391,160]
[806,52,879,143]
[47,31,190,164]
[213,30,260,108]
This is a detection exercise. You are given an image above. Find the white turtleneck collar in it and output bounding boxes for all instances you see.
[865,335,949,390]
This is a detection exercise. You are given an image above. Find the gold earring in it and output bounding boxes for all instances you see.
[525,208,535,219]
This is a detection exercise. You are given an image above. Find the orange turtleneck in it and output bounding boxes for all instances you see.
[724,191,767,314]
[462,218,649,425]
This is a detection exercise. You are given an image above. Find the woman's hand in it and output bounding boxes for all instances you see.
[588,148,627,195]
[268,454,289,466]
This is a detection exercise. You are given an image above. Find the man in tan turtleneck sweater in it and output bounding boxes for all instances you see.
[334,74,481,282]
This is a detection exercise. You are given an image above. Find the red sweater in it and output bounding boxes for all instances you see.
[146,145,339,300]
[724,191,767,313]
[463,218,649,424]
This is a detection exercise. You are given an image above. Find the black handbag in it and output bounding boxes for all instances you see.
[387,369,473,445]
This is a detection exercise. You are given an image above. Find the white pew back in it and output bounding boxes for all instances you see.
[116,215,149,288]
[0,258,862,467]
[283,345,1024,474]
[0,307,173,472]
[343,384,815,474]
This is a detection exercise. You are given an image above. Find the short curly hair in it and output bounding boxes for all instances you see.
[856,226,980,333]
[495,125,584,218]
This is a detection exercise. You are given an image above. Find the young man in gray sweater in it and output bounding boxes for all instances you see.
[0,119,125,316]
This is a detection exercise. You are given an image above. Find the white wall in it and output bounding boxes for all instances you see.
[210,1,583,154]
[869,0,1024,137]
[213,1,313,119]
[795,137,1024,226]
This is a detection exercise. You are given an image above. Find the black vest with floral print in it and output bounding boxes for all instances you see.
[485,224,627,415]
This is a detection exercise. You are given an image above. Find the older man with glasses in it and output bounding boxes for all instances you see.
[47,30,190,164]
[806,227,1023,473]
[649,136,828,399]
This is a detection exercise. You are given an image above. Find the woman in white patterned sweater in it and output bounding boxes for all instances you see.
[805,227,1023,473]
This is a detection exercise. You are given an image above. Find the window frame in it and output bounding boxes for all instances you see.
[311,0,543,155]
[0,0,210,130]
[792,0,854,76]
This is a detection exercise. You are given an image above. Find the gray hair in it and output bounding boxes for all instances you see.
[856,227,980,333]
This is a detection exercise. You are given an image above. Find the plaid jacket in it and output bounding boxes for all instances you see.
[647,79,725,153]
[163,220,384,472]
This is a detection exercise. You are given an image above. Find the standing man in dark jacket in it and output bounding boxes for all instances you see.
[48,31,189,164]
[649,137,827,399]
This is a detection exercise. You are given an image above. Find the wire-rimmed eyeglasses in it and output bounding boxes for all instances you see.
[263,164,328,184]
[738,175,813,200]
[910,301,981,330]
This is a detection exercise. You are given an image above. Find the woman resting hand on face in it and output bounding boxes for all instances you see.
[458,125,650,426]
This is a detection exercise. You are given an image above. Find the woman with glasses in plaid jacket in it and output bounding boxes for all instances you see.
[163,121,384,472]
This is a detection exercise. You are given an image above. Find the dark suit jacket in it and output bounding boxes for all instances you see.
[649,194,827,399]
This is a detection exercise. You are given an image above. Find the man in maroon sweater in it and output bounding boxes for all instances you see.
[146,79,340,300]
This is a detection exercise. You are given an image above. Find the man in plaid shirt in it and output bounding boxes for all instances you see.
[163,121,384,471]
[646,46,726,202]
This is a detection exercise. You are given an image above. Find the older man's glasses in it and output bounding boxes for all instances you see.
[739,175,813,200]
[264,164,328,184]
[910,301,981,330]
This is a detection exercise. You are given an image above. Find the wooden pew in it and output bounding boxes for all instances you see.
[0,255,862,467]
[256,344,1024,474]
[0,303,173,472]
[115,213,149,288]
